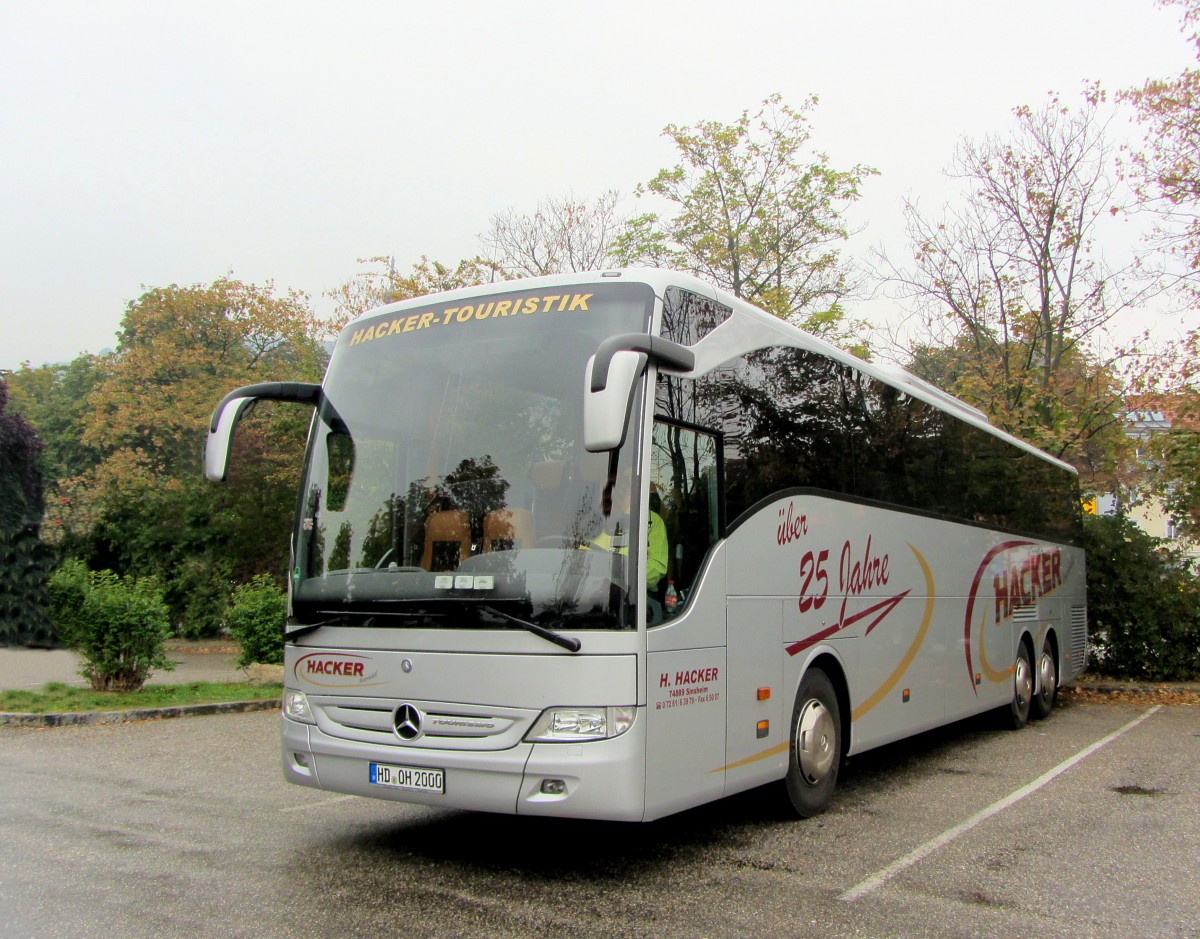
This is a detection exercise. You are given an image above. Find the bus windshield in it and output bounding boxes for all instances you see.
[292,281,654,631]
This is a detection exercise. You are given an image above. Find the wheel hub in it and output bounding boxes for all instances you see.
[1039,652,1056,701]
[796,700,835,783]
[1015,656,1032,709]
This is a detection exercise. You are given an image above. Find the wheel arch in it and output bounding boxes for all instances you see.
[1018,627,1036,662]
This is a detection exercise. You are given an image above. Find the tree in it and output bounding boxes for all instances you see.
[77,278,327,632]
[481,190,624,277]
[1131,328,1200,533]
[881,90,1152,488]
[1122,0,1200,285]
[7,355,109,549]
[0,376,43,535]
[84,278,323,489]
[1122,0,1200,531]
[7,356,107,487]
[0,375,55,645]
[614,94,877,340]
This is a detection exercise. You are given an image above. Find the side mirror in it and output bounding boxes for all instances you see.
[583,350,646,452]
[204,382,321,482]
[582,333,696,453]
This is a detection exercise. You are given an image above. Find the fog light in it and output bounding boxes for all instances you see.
[540,778,567,795]
[293,751,309,768]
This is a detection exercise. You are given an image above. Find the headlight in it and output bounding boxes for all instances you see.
[524,706,635,742]
[282,688,315,724]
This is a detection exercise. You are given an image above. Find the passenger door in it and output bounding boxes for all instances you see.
[644,420,727,819]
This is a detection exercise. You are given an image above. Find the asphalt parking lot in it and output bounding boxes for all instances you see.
[0,693,1196,939]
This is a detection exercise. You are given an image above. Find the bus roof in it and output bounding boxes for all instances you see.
[348,268,1078,477]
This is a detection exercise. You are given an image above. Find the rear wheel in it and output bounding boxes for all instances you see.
[1007,642,1033,729]
[1030,637,1058,720]
[785,669,841,817]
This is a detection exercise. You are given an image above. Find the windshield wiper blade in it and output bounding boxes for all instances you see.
[479,605,581,653]
[286,613,365,640]
[285,618,336,640]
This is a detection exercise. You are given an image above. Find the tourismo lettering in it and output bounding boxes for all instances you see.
[994,548,1062,622]
[346,292,594,348]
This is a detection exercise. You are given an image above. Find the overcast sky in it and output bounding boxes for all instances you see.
[1,0,1194,372]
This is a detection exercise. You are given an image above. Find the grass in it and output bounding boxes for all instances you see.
[0,681,283,714]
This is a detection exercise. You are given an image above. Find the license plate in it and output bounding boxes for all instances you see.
[369,762,445,793]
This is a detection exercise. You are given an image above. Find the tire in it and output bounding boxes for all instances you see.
[1007,641,1034,730]
[784,668,841,817]
[1030,636,1058,720]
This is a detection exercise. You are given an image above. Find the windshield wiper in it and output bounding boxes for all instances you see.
[284,615,348,640]
[286,604,582,651]
[479,605,582,653]
[286,608,452,638]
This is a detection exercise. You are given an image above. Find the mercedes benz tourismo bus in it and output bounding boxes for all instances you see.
[206,269,1086,821]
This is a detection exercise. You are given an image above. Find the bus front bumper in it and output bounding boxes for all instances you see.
[282,710,648,822]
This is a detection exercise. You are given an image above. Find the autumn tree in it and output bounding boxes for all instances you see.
[1123,0,1200,283]
[481,190,624,277]
[614,94,877,341]
[79,278,327,633]
[1131,329,1200,533]
[1122,0,1200,530]
[880,90,1153,489]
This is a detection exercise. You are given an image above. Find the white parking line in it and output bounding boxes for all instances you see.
[840,706,1161,902]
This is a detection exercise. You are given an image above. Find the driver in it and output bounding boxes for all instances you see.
[582,467,667,592]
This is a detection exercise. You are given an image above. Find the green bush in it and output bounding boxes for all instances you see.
[48,563,175,692]
[170,557,232,640]
[227,575,286,668]
[46,558,90,642]
[1083,514,1200,681]
[1,528,57,646]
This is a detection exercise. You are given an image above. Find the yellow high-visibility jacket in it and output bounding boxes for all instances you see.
[583,511,667,590]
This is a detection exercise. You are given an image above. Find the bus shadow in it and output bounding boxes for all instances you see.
[310,709,1022,883]
[320,794,782,882]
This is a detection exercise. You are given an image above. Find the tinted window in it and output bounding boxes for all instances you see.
[660,288,732,345]
[656,346,1081,545]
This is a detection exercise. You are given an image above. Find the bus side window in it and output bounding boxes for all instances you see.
[649,420,721,622]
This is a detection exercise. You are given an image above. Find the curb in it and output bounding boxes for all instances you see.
[0,697,281,728]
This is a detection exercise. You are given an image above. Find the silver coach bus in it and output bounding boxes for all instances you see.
[206,269,1086,821]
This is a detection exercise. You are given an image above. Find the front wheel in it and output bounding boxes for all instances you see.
[1007,642,1033,730]
[784,669,841,817]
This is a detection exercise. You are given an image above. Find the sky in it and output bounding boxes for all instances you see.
[1,0,1195,372]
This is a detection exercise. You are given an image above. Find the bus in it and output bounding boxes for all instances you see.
[205,268,1086,822]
